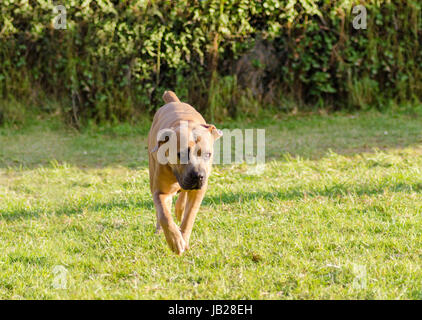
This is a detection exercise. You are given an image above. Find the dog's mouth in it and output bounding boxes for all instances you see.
[179,177,204,190]
[173,170,204,190]
[181,181,202,190]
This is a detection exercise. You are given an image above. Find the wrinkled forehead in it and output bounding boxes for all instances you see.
[174,124,213,149]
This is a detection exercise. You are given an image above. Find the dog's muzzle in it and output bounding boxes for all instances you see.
[180,170,206,190]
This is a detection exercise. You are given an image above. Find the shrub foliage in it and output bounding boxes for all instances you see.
[0,0,420,122]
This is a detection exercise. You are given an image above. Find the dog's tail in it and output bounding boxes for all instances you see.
[163,91,180,104]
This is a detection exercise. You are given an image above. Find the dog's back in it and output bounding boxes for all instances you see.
[150,91,206,136]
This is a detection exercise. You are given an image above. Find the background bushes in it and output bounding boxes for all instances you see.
[0,0,420,124]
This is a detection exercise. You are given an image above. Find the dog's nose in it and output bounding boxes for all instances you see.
[195,172,205,189]
[189,170,205,188]
[190,170,204,181]
[182,170,207,189]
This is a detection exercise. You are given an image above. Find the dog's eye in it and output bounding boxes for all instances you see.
[203,152,212,160]
[177,148,190,162]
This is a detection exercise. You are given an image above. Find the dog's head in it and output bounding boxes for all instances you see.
[152,121,222,190]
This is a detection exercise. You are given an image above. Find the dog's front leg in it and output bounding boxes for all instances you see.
[175,191,188,222]
[155,195,173,233]
[153,192,186,255]
[180,187,206,249]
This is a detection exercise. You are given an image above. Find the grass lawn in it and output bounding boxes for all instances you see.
[0,111,421,299]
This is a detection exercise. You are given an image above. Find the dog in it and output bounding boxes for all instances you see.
[148,91,222,254]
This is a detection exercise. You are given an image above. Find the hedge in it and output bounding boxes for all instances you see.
[0,0,420,123]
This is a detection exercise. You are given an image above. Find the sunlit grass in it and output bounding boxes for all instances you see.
[0,112,421,299]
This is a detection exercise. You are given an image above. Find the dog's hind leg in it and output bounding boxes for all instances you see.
[155,214,162,233]
[175,191,188,222]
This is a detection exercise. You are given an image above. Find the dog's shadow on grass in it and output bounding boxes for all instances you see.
[2,181,421,221]
[202,181,422,206]
[0,198,155,222]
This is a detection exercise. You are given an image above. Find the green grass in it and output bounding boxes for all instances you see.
[0,111,421,299]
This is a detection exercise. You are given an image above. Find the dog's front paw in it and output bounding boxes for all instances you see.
[164,226,186,255]
[181,232,191,251]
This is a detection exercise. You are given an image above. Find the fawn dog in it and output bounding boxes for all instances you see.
[148,91,222,254]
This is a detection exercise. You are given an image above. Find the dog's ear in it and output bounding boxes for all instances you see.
[151,128,174,153]
[201,124,223,141]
